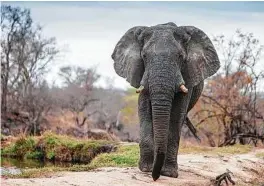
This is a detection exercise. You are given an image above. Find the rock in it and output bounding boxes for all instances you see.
[0,167,22,175]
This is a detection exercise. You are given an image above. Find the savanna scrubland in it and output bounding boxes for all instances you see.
[1,5,264,186]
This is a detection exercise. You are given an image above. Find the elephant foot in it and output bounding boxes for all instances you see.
[139,156,153,172]
[161,167,178,178]
[139,161,153,172]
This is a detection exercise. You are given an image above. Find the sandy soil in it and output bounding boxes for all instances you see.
[2,149,264,186]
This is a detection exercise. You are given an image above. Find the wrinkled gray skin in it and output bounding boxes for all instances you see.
[111,22,220,181]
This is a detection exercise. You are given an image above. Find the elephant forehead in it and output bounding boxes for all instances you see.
[153,22,177,29]
[147,26,186,41]
[149,26,174,32]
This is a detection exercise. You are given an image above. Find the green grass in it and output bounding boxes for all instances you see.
[4,144,139,178]
[1,131,117,163]
[2,137,40,158]
[90,145,139,168]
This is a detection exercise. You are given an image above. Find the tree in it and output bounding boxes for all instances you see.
[57,65,100,127]
[89,87,126,131]
[192,30,264,146]
[121,88,139,125]
[1,5,59,135]
[22,80,54,135]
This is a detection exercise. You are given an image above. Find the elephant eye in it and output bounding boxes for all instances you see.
[141,30,152,43]
[141,52,147,60]
[173,31,181,40]
[135,28,143,36]
[179,53,183,60]
[178,52,187,63]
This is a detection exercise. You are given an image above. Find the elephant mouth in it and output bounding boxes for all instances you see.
[136,84,188,94]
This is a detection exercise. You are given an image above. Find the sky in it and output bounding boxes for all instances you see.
[2,1,264,90]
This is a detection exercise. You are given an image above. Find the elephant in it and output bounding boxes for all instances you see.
[111,22,220,181]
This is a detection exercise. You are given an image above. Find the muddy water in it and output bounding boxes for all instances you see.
[1,157,80,168]
[0,157,84,175]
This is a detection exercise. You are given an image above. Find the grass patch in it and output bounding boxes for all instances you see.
[4,145,140,178]
[90,144,139,168]
[179,143,253,155]
[1,131,117,163]
[2,137,37,158]
[210,144,253,155]
[256,152,264,158]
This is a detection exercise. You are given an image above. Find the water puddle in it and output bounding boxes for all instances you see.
[1,157,85,175]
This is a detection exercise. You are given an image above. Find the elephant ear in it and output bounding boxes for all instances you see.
[111,26,147,88]
[180,26,220,88]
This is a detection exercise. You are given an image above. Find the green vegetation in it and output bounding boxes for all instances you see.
[121,88,139,125]
[2,137,37,158]
[2,133,253,164]
[2,132,117,163]
[1,133,256,179]
[3,144,139,178]
[90,145,139,167]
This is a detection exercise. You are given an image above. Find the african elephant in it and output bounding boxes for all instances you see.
[111,22,220,181]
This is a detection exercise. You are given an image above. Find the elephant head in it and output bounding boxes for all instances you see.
[111,22,220,180]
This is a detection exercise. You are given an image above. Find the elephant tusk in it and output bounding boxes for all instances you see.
[136,85,144,93]
[180,84,188,93]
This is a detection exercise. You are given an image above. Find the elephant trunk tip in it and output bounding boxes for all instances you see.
[152,152,165,181]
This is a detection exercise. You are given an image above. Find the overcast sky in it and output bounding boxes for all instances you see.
[3,1,264,90]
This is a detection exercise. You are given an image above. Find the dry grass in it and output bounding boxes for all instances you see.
[179,140,253,155]
[256,152,264,158]
[45,110,90,132]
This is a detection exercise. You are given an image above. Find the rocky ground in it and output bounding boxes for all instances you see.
[2,148,264,186]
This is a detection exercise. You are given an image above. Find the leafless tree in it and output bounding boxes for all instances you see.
[57,65,100,127]
[21,80,54,135]
[89,87,125,130]
[1,5,59,135]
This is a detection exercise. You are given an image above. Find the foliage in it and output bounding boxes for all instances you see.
[56,65,100,127]
[1,132,117,162]
[90,145,139,167]
[2,137,37,158]
[121,88,139,125]
[3,140,257,179]
[1,5,59,135]
[2,132,253,167]
[192,30,264,147]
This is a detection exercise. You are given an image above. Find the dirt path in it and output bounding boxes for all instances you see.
[2,149,264,186]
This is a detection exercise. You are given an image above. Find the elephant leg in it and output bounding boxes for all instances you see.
[161,88,193,178]
[138,92,154,172]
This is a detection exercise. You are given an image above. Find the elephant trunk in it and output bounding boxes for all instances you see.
[148,63,182,181]
[151,102,172,180]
